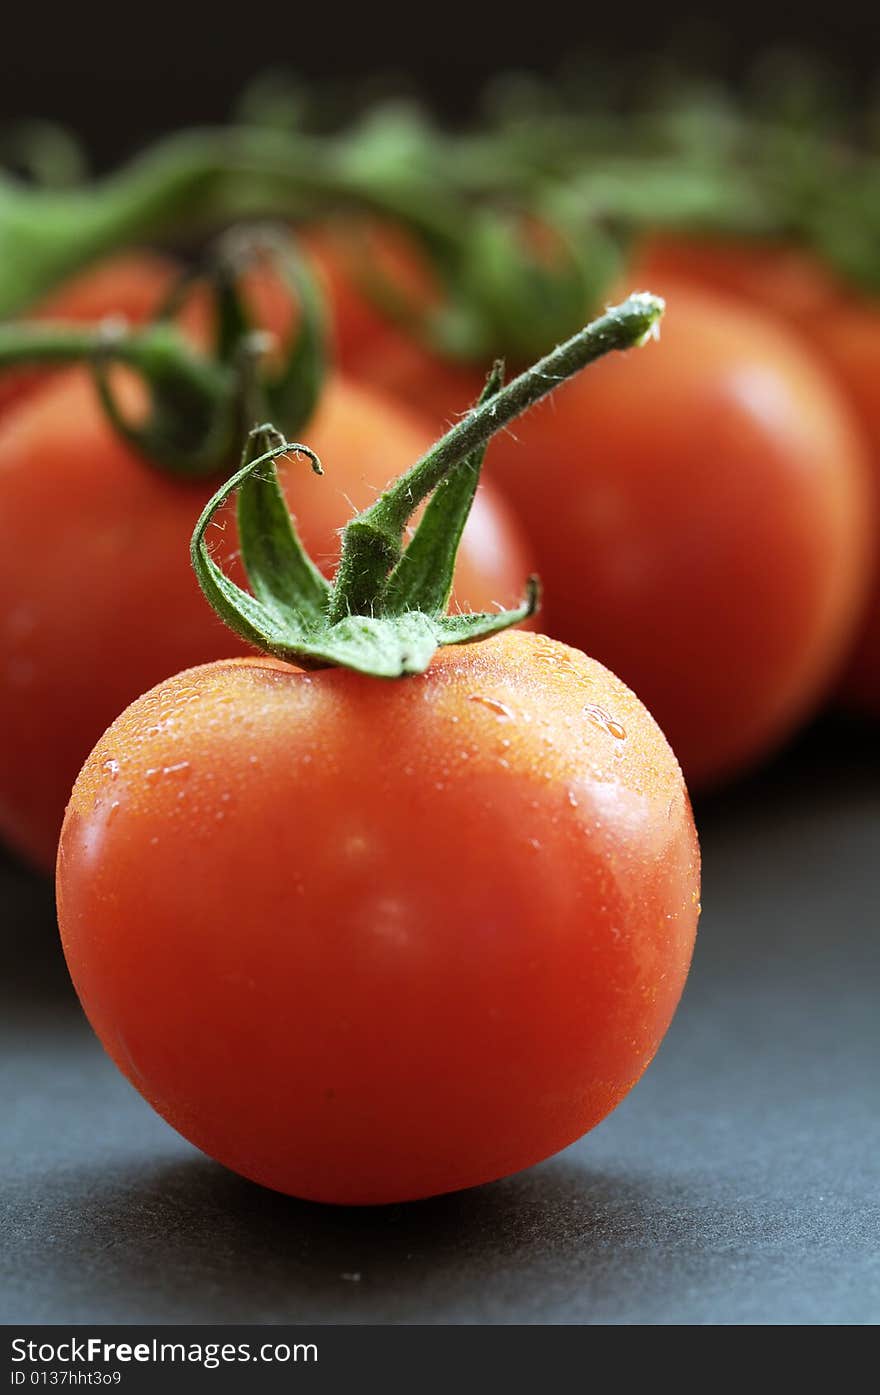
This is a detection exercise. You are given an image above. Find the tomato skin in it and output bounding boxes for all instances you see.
[0,252,183,420]
[485,283,874,787]
[340,329,488,428]
[637,235,880,715]
[304,220,488,425]
[0,371,532,871]
[302,221,436,367]
[57,631,699,1205]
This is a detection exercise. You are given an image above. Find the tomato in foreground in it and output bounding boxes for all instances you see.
[0,369,531,871]
[57,634,699,1204]
[485,283,873,786]
[636,234,880,716]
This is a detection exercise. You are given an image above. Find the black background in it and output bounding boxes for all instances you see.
[1,2,877,169]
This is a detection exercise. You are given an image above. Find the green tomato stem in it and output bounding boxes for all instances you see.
[328,291,664,620]
[0,317,216,382]
[191,293,664,678]
[0,227,329,479]
[0,124,478,322]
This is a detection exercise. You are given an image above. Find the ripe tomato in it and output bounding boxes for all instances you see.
[0,370,532,871]
[485,282,873,787]
[57,630,700,1205]
[303,220,437,367]
[0,251,182,419]
[304,220,487,425]
[636,235,880,714]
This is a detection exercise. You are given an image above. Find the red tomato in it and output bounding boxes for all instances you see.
[57,631,700,1205]
[0,251,182,419]
[341,329,487,428]
[304,220,487,425]
[0,370,533,871]
[484,283,873,787]
[302,219,442,365]
[636,235,880,714]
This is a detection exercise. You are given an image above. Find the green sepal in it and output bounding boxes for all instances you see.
[191,295,666,681]
[213,261,255,366]
[191,430,326,651]
[90,227,328,479]
[427,210,602,362]
[207,225,328,432]
[190,425,532,678]
[90,321,241,478]
[433,577,540,645]
[260,229,328,433]
[380,361,503,618]
[235,424,330,627]
[287,612,440,677]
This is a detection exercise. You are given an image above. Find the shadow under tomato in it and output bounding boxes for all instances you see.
[10,1150,711,1324]
[0,841,71,1017]
[692,708,878,830]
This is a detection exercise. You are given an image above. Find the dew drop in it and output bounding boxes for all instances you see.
[468,693,514,721]
[584,704,627,740]
[103,759,120,780]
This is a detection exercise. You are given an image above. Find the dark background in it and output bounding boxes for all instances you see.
[1,2,877,169]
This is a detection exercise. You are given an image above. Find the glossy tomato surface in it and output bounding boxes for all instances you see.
[57,631,700,1205]
[637,235,880,714]
[0,370,532,870]
[485,283,873,787]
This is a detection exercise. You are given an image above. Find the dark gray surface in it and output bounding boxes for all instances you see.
[2,718,878,1325]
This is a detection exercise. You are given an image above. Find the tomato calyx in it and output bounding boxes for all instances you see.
[95,225,328,475]
[0,227,328,478]
[191,292,665,678]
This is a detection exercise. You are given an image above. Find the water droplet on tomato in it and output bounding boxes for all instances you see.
[145,761,190,783]
[468,693,514,720]
[103,759,120,780]
[584,704,626,740]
